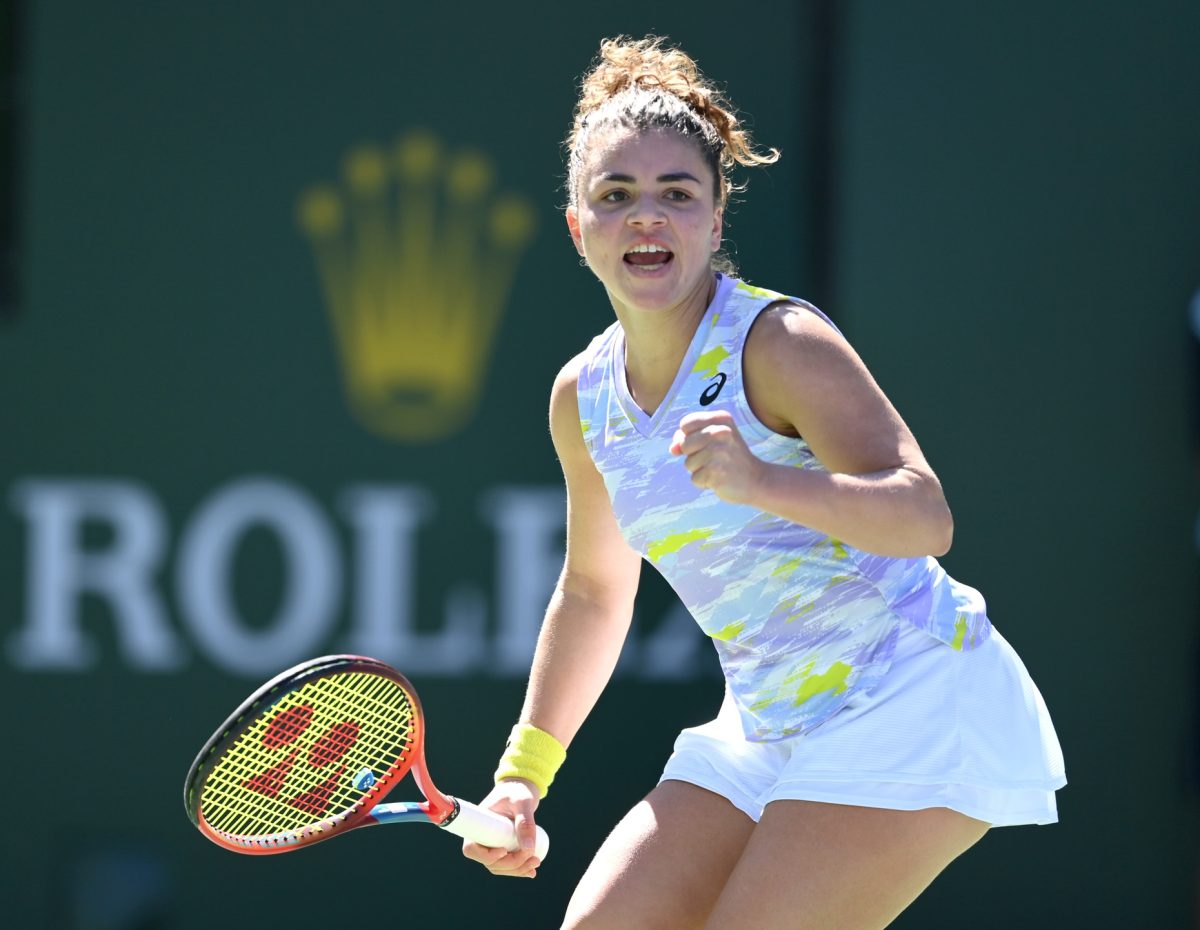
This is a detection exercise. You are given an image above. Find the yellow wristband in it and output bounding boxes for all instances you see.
[494,723,567,799]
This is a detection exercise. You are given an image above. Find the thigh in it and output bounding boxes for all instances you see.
[703,800,989,930]
[562,780,756,930]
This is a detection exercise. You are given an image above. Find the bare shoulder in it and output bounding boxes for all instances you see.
[548,350,592,465]
[750,299,880,387]
[746,299,850,362]
[743,300,874,432]
[550,350,587,422]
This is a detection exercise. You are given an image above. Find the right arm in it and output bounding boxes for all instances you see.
[520,355,644,744]
[463,353,643,876]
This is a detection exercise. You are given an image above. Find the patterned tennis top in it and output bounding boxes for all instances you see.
[576,274,991,741]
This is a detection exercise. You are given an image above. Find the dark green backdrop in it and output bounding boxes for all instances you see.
[1,2,1196,927]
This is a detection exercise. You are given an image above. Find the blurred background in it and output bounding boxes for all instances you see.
[1,1,1197,927]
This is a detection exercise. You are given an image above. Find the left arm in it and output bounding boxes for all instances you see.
[670,302,953,558]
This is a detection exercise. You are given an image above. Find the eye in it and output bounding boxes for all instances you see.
[600,189,630,203]
[664,189,693,202]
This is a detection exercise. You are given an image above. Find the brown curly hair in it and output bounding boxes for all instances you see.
[567,36,779,208]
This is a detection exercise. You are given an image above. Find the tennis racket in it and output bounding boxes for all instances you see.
[183,654,549,859]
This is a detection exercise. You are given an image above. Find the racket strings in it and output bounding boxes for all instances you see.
[206,675,412,836]
[201,671,417,841]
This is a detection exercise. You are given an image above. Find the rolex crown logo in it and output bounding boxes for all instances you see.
[297,130,537,442]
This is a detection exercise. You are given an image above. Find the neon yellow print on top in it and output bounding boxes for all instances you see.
[791,661,853,707]
[950,614,968,651]
[772,556,804,578]
[692,346,731,379]
[647,528,713,564]
[710,619,747,642]
[735,281,782,301]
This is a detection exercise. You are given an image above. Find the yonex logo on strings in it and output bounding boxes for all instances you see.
[242,703,363,817]
[699,372,727,406]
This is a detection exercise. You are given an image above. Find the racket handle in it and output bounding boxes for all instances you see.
[442,797,550,861]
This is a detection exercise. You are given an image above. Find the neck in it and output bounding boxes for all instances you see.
[613,273,718,415]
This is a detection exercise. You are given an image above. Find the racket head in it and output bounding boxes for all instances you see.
[184,655,427,854]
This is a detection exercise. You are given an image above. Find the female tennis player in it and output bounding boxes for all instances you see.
[463,35,1066,929]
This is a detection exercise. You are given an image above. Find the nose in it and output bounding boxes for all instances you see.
[626,198,666,228]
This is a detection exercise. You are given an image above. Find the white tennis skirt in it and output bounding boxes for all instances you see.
[660,622,1066,827]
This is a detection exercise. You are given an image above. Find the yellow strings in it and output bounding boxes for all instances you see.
[202,672,414,839]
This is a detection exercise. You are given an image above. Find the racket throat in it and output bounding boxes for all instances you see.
[409,746,457,823]
[367,800,446,826]
[364,797,459,829]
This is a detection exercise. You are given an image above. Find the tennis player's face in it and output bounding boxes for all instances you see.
[568,127,722,316]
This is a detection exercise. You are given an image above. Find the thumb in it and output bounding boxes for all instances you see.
[513,801,539,851]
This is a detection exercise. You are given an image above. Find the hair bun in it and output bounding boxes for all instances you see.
[569,36,778,195]
[566,35,780,275]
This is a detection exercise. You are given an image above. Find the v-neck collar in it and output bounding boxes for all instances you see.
[611,274,734,438]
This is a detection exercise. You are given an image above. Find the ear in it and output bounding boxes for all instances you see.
[565,208,586,257]
[710,207,724,253]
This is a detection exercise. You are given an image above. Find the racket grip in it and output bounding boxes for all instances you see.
[443,797,550,861]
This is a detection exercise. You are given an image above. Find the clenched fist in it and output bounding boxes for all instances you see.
[669,411,766,505]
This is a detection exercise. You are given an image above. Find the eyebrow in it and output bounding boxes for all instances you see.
[598,171,703,184]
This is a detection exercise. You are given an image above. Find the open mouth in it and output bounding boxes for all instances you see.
[623,243,674,271]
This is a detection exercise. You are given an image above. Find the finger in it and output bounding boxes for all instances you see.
[678,409,733,432]
[687,464,704,488]
[677,432,736,470]
[693,424,738,454]
[462,841,540,878]
[514,810,539,852]
[672,411,734,454]
[681,446,710,476]
[670,416,712,453]
[672,425,720,459]
[485,849,542,879]
[461,839,512,866]
[670,423,710,455]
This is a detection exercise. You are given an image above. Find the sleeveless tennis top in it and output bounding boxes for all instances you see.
[576,275,992,741]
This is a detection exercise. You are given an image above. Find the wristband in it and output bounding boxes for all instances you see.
[494,723,567,799]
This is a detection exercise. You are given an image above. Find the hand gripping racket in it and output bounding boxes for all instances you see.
[184,654,549,859]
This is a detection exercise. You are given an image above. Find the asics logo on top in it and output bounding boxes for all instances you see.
[699,372,727,406]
